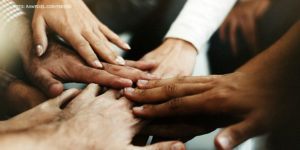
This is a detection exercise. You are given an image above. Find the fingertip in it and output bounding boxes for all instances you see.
[93,60,103,69]
[215,133,233,150]
[48,83,64,98]
[36,45,45,57]
[123,43,131,50]
[137,80,148,87]
[115,56,126,66]
[117,78,133,87]
[171,142,186,150]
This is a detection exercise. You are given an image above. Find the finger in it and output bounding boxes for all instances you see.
[33,69,64,98]
[132,92,219,118]
[51,88,81,107]
[240,18,259,53]
[124,83,212,103]
[103,63,160,82]
[100,90,122,101]
[66,31,103,69]
[229,19,239,55]
[131,141,185,150]
[126,60,157,71]
[76,83,101,102]
[99,24,131,50]
[219,18,229,42]
[215,120,261,150]
[32,17,48,57]
[83,31,126,66]
[71,65,133,88]
[137,75,221,89]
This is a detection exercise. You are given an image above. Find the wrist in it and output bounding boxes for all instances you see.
[164,38,198,54]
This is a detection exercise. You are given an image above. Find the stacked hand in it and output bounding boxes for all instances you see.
[124,69,299,149]
[141,38,197,79]
[0,84,186,150]
[23,41,159,98]
[33,0,130,68]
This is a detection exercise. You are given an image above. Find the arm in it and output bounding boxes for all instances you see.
[32,0,130,68]
[125,21,300,149]
[141,0,237,78]
[165,0,237,52]
[0,0,46,117]
[0,84,184,150]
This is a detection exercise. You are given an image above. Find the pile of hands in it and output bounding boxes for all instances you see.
[3,0,300,149]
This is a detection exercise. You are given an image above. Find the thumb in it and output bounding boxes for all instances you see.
[32,17,48,57]
[215,120,260,150]
[33,69,64,98]
[131,141,185,150]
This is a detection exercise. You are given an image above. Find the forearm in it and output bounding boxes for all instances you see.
[238,21,300,80]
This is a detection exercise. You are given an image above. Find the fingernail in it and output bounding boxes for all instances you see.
[120,78,133,85]
[133,106,144,112]
[172,142,183,150]
[218,136,231,150]
[138,80,148,86]
[124,43,131,50]
[124,87,134,94]
[93,60,103,68]
[115,56,126,65]
[36,45,44,56]
[147,74,161,79]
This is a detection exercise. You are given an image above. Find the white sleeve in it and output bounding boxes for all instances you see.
[165,0,237,53]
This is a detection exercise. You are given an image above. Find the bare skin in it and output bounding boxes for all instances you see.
[125,21,300,150]
[23,41,159,98]
[0,80,47,117]
[0,84,185,150]
[219,0,271,54]
[32,0,130,68]
[141,38,197,79]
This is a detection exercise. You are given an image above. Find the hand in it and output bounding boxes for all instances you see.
[219,0,271,54]
[53,84,185,150]
[32,0,130,68]
[0,89,80,133]
[23,41,159,97]
[141,38,197,79]
[124,70,300,149]
[1,80,47,116]
[140,117,215,139]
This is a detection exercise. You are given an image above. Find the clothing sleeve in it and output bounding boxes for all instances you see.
[165,0,237,53]
[0,0,25,30]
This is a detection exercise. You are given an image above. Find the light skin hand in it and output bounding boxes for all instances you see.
[125,21,300,150]
[141,38,197,79]
[32,0,130,68]
[219,0,271,54]
[23,41,159,98]
[54,84,186,150]
[0,84,185,150]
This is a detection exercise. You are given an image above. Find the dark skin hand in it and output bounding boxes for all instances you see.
[0,88,79,133]
[23,41,159,98]
[0,80,47,117]
[125,21,300,150]
[219,0,271,54]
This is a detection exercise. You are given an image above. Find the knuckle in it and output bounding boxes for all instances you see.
[214,88,230,100]
[163,84,177,97]
[76,41,89,49]
[167,97,183,111]
[176,76,188,82]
